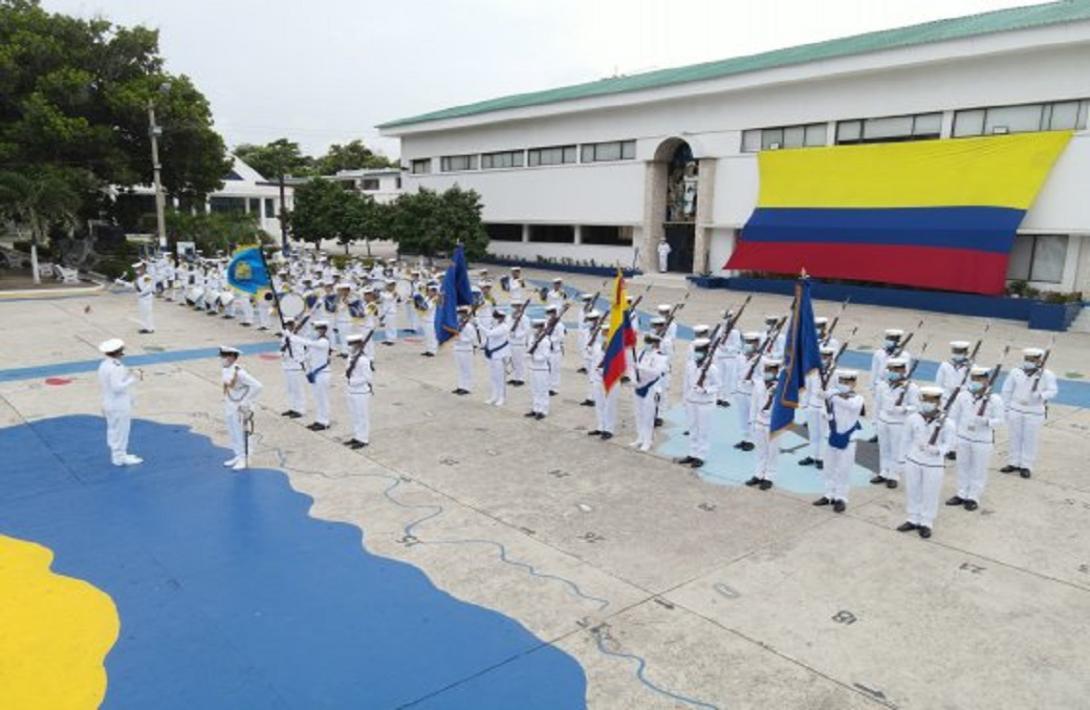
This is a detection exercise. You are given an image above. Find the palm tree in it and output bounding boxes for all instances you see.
[0,167,83,285]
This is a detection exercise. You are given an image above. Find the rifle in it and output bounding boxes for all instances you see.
[509,299,530,333]
[977,345,1011,416]
[894,341,930,406]
[529,303,570,354]
[743,314,788,382]
[822,298,850,346]
[697,295,752,387]
[928,351,983,446]
[1031,335,1056,393]
[346,328,378,380]
[820,326,858,391]
[660,291,690,335]
[891,319,925,358]
[586,313,606,350]
[583,279,607,313]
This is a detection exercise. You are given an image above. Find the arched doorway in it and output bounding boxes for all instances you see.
[644,138,699,273]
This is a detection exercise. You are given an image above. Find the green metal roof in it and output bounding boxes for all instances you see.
[379,1,1090,130]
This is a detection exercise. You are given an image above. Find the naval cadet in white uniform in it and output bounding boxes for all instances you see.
[220,346,263,471]
[97,338,143,466]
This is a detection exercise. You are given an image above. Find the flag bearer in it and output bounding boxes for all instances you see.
[343,334,373,449]
[452,305,478,395]
[580,311,603,406]
[947,366,1004,511]
[1000,347,1058,479]
[745,358,782,490]
[815,370,866,513]
[898,386,953,539]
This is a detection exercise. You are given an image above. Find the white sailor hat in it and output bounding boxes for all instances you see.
[886,356,909,368]
[764,357,783,368]
[98,338,125,354]
[492,308,506,318]
[410,269,420,275]
[509,298,524,306]
[585,310,603,320]
[764,314,779,323]
[457,304,471,313]
[1023,347,1045,358]
[480,280,493,288]
[426,282,439,289]
[836,369,859,381]
[511,266,522,271]
[650,316,666,326]
[742,331,761,341]
[579,293,593,301]
[884,329,905,338]
[283,316,296,324]
[322,278,335,286]
[335,282,352,290]
[552,277,563,283]
[471,286,482,294]
[219,345,241,357]
[531,318,546,327]
[131,261,145,269]
[970,365,991,377]
[545,304,559,312]
[644,332,662,342]
[692,337,712,350]
[693,324,710,334]
[302,276,314,282]
[313,320,330,329]
[384,278,396,285]
[950,340,970,350]
[819,345,836,355]
[919,385,944,399]
[814,316,829,326]
[657,304,672,312]
[346,334,365,344]
[362,286,375,294]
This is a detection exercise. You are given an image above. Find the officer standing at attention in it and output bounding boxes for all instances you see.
[220,346,263,471]
[898,386,953,539]
[546,304,566,396]
[481,308,511,407]
[343,334,374,449]
[745,358,783,490]
[816,370,866,513]
[1000,347,1058,479]
[936,341,972,402]
[300,321,333,431]
[97,338,143,467]
[452,305,478,395]
[586,324,619,440]
[525,319,552,420]
[677,337,720,469]
[278,316,308,419]
[947,365,1004,511]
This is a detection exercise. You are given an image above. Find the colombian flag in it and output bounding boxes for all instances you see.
[726,132,1071,295]
[602,270,637,393]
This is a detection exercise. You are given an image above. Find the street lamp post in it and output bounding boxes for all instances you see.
[147,82,171,253]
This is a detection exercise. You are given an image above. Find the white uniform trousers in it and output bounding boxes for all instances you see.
[423,322,438,354]
[593,381,619,433]
[733,392,753,441]
[633,392,658,449]
[805,407,827,462]
[509,343,526,381]
[1006,410,1043,469]
[224,404,247,459]
[717,358,736,402]
[904,458,945,527]
[877,420,907,481]
[310,372,331,425]
[455,350,474,391]
[687,400,713,459]
[346,390,371,443]
[104,407,132,462]
[488,354,508,405]
[138,296,154,331]
[257,302,272,329]
[956,438,993,502]
[530,367,550,415]
[384,314,398,342]
[753,422,778,481]
[334,319,352,356]
[549,351,563,389]
[824,441,856,503]
[283,368,307,415]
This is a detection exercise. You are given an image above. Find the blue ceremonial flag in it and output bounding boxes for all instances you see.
[770,275,823,437]
[435,244,474,346]
[226,245,271,295]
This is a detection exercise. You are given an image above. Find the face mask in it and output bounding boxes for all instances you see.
[920,401,937,414]
[968,381,984,393]
[953,355,967,364]
[887,371,902,382]
[694,353,707,364]
[743,343,756,354]
[220,358,233,368]
[884,339,897,352]
[764,371,777,382]
[1022,361,1038,371]
[835,383,850,394]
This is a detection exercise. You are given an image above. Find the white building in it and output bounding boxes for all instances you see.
[379,2,1090,294]
[323,168,403,204]
[117,155,292,237]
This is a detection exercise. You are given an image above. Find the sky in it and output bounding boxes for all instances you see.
[44,0,1038,161]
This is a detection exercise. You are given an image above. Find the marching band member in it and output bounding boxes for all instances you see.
[236,292,255,327]
[631,333,667,452]
[873,357,917,490]
[799,346,835,469]
[380,279,399,345]
[508,266,526,302]
[817,369,866,512]
[256,292,273,331]
[301,321,333,431]
[731,332,761,451]
[507,299,529,385]
[947,366,1004,511]
[420,283,440,357]
[677,337,719,468]
[898,386,954,539]
[745,358,782,490]
[1000,347,1058,479]
[97,338,143,466]
[546,278,567,308]
[586,324,618,440]
[127,262,156,333]
[344,334,374,449]
[481,308,511,407]
[279,316,308,419]
[220,346,263,471]
[452,305,478,395]
[546,304,566,396]
[406,270,422,333]
[525,319,551,419]
[361,287,380,358]
[333,283,355,357]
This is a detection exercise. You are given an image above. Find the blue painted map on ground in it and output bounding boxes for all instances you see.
[0,415,587,709]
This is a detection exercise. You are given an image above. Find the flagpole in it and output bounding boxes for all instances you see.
[259,247,292,356]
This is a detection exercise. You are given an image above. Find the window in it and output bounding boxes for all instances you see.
[485,223,523,242]
[580,225,633,246]
[411,159,431,175]
[440,154,478,172]
[741,123,826,152]
[528,145,577,166]
[360,178,380,191]
[1007,234,1068,284]
[954,100,1089,137]
[395,177,402,189]
[528,224,574,243]
[481,150,525,169]
[223,169,244,181]
[209,196,246,213]
[264,198,275,218]
[248,198,261,213]
[835,113,942,145]
[581,140,636,162]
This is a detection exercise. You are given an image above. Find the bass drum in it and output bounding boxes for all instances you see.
[278,292,306,320]
[219,291,235,308]
[395,278,413,301]
[186,286,204,306]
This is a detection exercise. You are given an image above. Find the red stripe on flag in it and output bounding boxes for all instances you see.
[725,242,1009,295]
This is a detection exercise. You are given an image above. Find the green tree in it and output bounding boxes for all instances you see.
[234,138,313,249]
[0,0,230,216]
[288,177,353,249]
[315,139,396,174]
[385,186,488,259]
[0,166,86,283]
[164,210,267,256]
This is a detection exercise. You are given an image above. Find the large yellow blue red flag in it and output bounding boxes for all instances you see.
[602,270,637,392]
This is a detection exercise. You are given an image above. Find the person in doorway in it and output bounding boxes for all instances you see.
[657,239,672,272]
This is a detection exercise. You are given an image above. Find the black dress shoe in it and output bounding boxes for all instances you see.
[963,499,979,511]
[549,390,558,396]
[870,475,887,485]
[677,456,696,465]
[716,400,731,408]
[918,526,932,539]
[421,352,431,357]
[744,476,761,486]
[280,410,294,417]
[758,479,773,491]
[798,457,815,467]
[1000,464,1018,473]
[513,380,525,386]
[534,413,545,420]
[896,522,918,532]
[138,328,152,334]
[832,500,846,513]
[885,479,898,489]
[815,460,824,470]
[689,458,704,468]
[306,422,322,431]
[600,432,613,440]
[654,418,664,427]
[287,411,303,419]
[350,441,368,449]
[343,439,358,447]
[587,430,603,436]
[945,451,957,461]
[424,352,435,357]
[868,435,878,443]
[576,367,587,374]
[579,399,594,407]
[812,497,831,506]
[1019,468,1031,479]
[621,376,630,383]
[524,411,536,418]
[946,496,965,506]
[733,441,745,450]
[740,442,755,452]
